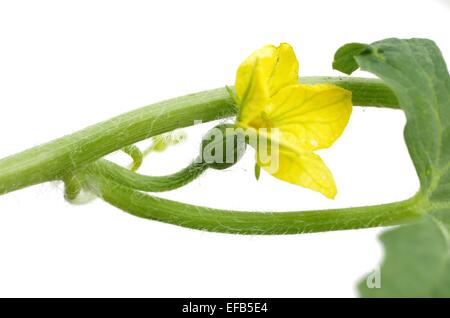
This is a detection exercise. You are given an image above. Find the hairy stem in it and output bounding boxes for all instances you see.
[122,145,144,172]
[0,77,397,195]
[91,159,208,192]
[302,76,399,108]
[0,88,234,194]
[86,171,422,235]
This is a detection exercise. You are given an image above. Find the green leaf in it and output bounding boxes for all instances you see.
[358,212,450,297]
[333,38,450,297]
[332,43,369,75]
[335,38,450,200]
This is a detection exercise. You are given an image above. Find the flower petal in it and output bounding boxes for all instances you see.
[268,84,352,151]
[235,43,299,105]
[267,43,299,97]
[236,67,270,126]
[256,144,337,199]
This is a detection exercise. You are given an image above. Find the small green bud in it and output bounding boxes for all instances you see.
[200,124,246,170]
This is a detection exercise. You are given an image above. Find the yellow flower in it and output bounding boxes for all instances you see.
[234,43,352,198]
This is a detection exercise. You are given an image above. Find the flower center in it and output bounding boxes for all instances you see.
[249,111,274,129]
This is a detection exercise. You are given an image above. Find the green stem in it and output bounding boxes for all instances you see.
[0,76,414,234]
[86,172,423,235]
[301,76,399,108]
[122,144,144,172]
[0,88,234,195]
[63,172,82,201]
[0,76,397,196]
[91,159,208,192]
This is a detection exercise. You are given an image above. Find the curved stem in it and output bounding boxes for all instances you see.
[63,172,82,201]
[91,159,208,192]
[122,145,143,172]
[0,88,234,195]
[86,172,423,235]
[0,76,398,196]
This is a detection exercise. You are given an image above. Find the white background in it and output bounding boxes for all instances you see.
[0,0,448,297]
